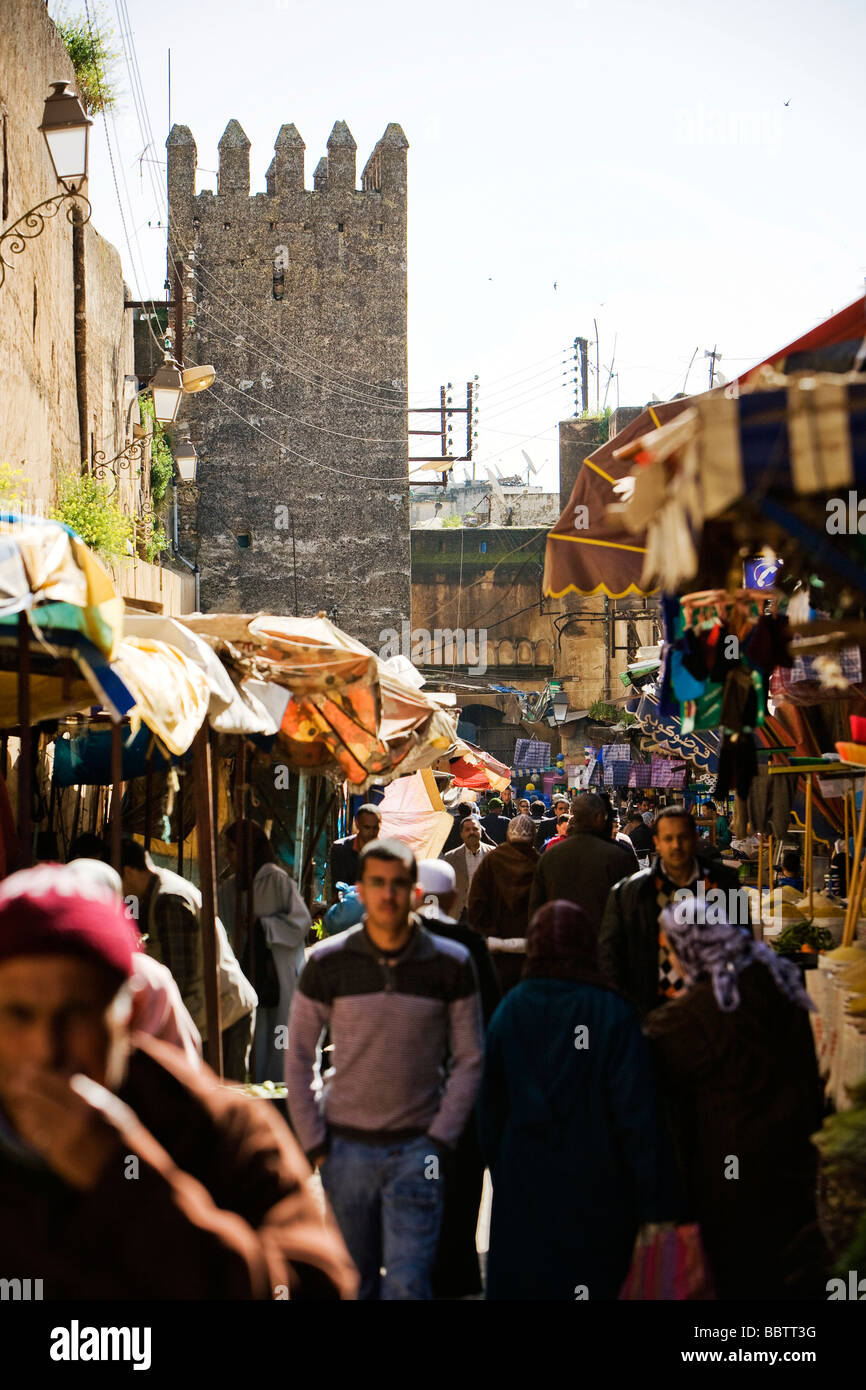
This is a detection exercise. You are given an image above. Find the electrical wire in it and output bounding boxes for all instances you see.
[106,2,582,494]
[204,387,415,482]
[83,0,166,361]
[112,5,569,415]
[214,377,405,445]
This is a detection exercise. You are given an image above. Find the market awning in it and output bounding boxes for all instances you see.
[0,518,124,658]
[0,523,131,726]
[544,296,866,598]
[377,768,454,859]
[179,612,458,786]
[449,741,512,792]
[609,371,866,593]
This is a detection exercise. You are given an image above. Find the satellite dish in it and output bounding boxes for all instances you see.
[485,468,507,508]
[521,450,539,475]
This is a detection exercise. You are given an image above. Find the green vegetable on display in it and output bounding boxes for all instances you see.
[770,920,834,958]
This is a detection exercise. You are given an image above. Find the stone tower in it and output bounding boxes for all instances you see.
[165,117,410,648]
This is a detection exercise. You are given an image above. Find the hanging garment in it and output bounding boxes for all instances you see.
[743,615,793,676]
[747,765,795,840]
[715,736,758,801]
[0,775,20,878]
[720,667,764,735]
[670,648,707,703]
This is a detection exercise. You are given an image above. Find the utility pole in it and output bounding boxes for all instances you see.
[705,345,722,389]
[575,337,589,415]
[593,319,600,414]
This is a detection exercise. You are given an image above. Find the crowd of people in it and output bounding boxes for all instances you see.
[0,788,826,1301]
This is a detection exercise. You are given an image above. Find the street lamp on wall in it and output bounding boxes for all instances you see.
[0,82,92,292]
[173,440,198,484]
[39,82,92,192]
[552,691,570,725]
[150,362,186,425]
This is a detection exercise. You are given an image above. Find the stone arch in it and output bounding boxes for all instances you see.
[517,639,534,665]
[495,639,515,666]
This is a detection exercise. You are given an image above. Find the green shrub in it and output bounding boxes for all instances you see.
[52,473,133,562]
[54,3,119,115]
[142,514,170,564]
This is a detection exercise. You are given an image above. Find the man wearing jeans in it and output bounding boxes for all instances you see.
[286,838,484,1300]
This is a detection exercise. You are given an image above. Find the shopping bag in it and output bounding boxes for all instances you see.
[619,1223,715,1300]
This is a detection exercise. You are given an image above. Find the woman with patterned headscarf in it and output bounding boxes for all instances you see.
[643,905,825,1300]
[478,900,678,1300]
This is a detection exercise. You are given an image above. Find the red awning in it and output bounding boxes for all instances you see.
[450,742,512,791]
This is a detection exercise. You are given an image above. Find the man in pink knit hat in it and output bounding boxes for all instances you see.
[0,864,356,1301]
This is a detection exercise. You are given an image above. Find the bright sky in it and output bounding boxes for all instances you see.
[56,0,866,491]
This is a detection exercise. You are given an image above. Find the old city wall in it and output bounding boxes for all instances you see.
[168,118,411,647]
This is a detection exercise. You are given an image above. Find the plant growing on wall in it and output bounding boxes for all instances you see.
[139,397,174,503]
[51,472,133,562]
[53,4,119,115]
[580,406,613,447]
[136,510,170,564]
[587,699,636,725]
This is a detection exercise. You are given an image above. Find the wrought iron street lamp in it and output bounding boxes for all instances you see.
[39,81,92,191]
[150,361,185,425]
[173,440,198,484]
[91,434,151,494]
[0,83,92,292]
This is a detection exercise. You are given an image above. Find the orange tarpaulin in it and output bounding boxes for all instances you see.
[181,613,457,787]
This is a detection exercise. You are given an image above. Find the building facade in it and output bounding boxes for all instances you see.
[166,116,412,647]
[0,0,193,614]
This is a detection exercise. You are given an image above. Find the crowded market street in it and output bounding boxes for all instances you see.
[0,0,865,1370]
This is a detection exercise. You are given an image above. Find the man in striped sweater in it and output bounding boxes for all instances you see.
[286,838,484,1300]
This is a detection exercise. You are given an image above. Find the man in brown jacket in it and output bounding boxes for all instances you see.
[0,864,356,1301]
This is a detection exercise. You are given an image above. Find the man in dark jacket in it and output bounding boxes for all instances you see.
[329,803,382,897]
[534,795,570,849]
[528,794,636,932]
[479,797,510,846]
[598,805,750,1018]
[442,802,496,853]
[623,812,654,855]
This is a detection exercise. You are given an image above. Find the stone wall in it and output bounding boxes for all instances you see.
[0,0,135,502]
[0,1,197,614]
[167,116,411,649]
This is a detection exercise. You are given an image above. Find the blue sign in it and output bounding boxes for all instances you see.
[744,556,782,590]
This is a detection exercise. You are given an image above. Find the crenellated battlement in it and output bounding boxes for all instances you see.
[166,118,408,203]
